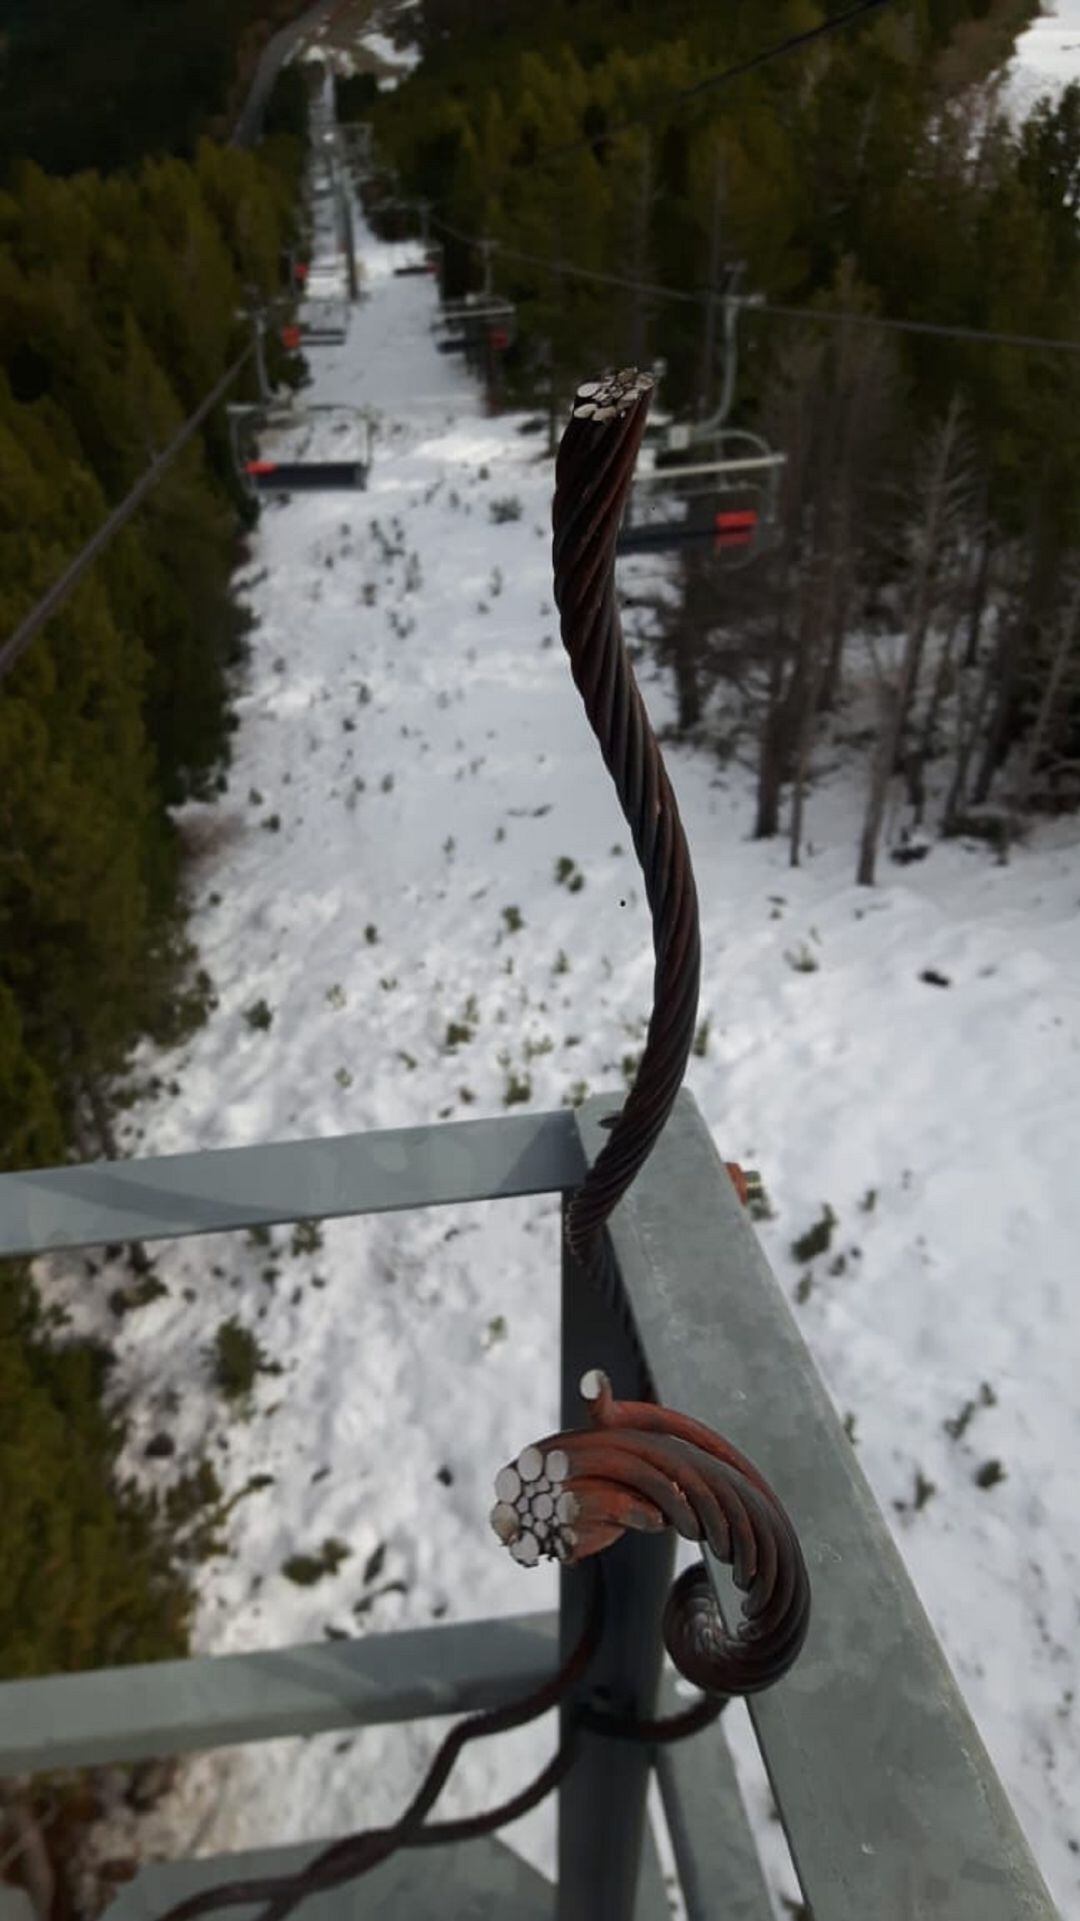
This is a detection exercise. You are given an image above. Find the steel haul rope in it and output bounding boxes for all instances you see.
[495,367,811,1702]
[551,368,701,1298]
[0,345,255,686]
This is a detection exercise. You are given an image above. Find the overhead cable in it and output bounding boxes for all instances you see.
[0,343,254,686]
[432,218,1080,361]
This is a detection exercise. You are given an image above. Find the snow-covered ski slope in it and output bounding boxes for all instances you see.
[1006,0,1080,119]
[40,185,1080,1920]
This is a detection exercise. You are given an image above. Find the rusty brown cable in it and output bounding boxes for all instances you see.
[545,373,811,1699]
[551,369,700,1325]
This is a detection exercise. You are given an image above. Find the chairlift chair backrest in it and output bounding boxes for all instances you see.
[434,299,516,335]
[626,430,786,570]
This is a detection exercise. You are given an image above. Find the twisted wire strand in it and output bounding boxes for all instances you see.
[150,1564,606,1921]
[492,1371,811,1697]
[147,1560,719,1921]
[552,370,702,1291]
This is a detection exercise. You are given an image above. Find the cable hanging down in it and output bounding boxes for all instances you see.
[551,368,701,1290]
[490,367,812,1702]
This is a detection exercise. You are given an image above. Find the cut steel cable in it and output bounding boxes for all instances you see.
[552,368,700,1288]
[492,1368,811,1697]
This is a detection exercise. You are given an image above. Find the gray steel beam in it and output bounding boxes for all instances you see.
[557,1198,675,1921]
[572,1091,1059,1920]
[0,1613,559,1777]
[104,1833,553,1921]
[0,1110,585,1259]
[654,1680,774,1921]
[635,1819,672,1921]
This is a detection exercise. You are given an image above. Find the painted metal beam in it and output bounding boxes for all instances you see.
[654,1680,774,1920]
[557,1198,674,1921]
[104,1833,553,1921]
[0,1110,586,1259]
[572,1090,1059,1920]
[0,1613,560,1777]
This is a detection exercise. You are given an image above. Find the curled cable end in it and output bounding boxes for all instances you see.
[491,1377,811,1698]
[663,1558,810,1696]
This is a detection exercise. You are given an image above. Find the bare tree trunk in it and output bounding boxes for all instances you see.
[972,505,1055,803]
[697,151,725,418]
[547,214,565,458]
[859,397,970,878]
[628,135,654,368]
[756,575,793,839]
[667,548,712,732]
[962,531,991,669]
[1011,587,1080,814]
[857,638,917,885]
[962,477,991,669]
[908,605,961,824]
[894,393,963,758]
[971,624,1022,804]
[790,549,836,866]
[788,324,846,866]
[818,546,853,712]
[943,630,1000,831]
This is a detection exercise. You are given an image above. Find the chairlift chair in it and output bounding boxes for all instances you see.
[228,403,375,499]
[393,243,443,280]
[436,311,518,379]
[433,296,516,334]
[619,430,785,569]
[244,458,368,494]
[618,276,784,563]
[297,299,350,345]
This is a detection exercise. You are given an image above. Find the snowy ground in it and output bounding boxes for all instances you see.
[31,58,1080,1921]
[300,0,421,85]
[1004,0,1080,116]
